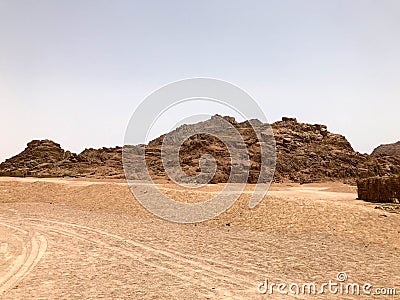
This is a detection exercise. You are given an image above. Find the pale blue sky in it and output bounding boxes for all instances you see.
[0,0,399,161]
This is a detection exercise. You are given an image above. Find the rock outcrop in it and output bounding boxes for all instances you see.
[357,175,400,203]
[1,116,400,184]
[0,140,123,178]
[371,141,400,157]
[271,118,400,183]
[0,140,69,177]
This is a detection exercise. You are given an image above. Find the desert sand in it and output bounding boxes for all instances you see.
[0,178,399,299]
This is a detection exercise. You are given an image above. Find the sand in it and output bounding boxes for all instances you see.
[0,177,399,299]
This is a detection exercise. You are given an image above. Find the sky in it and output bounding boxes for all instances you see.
[0,0,399,162]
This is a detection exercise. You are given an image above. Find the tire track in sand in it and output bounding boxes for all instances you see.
[0,221,47,296]
[27,218,257,296]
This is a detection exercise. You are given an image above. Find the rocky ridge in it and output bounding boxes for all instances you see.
[1,116,399,184]
[0,140,123,178]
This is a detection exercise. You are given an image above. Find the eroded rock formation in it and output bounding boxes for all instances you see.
[1,116,399,184]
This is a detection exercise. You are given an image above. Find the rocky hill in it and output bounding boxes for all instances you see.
[1,116,399,184]
[271,118,400,183]
[0,140,123,178]
[371,141,400,157]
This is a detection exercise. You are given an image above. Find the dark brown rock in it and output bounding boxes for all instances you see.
[357,175,400,203]
[371,141,400,157]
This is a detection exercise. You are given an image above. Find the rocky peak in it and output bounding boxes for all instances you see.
[281,117,297,123]
[372,141,400,157]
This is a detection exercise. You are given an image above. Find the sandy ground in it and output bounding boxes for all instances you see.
[0,177,399,299]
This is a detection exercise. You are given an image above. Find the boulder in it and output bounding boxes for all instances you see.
[357,176,400,203]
